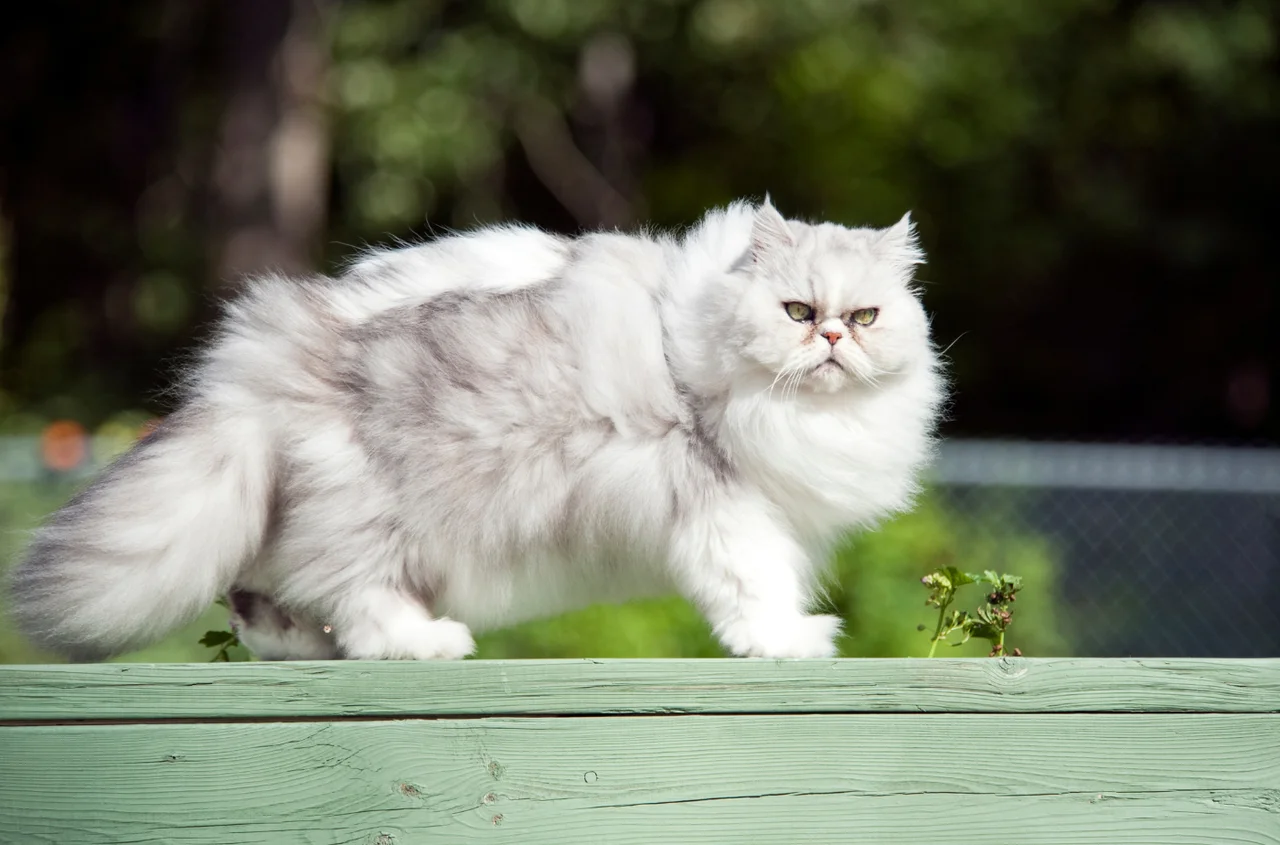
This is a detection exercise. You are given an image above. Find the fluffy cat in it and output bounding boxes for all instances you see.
[8,199,944,661]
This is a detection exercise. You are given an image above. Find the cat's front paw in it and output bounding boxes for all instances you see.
[418,618,477,660]
[341,616,476,661]
[720,613,842,659]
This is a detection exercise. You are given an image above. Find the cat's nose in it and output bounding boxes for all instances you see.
[822,330,842,346]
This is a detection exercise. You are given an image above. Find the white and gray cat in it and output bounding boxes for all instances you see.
[9,199,945,661]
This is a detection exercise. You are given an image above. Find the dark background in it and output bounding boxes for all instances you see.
[2,0,1275,443]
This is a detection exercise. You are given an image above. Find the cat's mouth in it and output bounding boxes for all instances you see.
[814,358,845,373]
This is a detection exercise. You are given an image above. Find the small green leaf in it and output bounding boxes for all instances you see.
[199,630,235,648]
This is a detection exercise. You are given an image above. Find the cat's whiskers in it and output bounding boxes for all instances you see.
[937,332,968,360]
[765,358,809,401]
[765,364,794,399]
[856,367,884,390]
[783,364,809,400]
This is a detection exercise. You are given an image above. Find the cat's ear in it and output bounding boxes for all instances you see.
[879,212,925,265]
[750,195,794,263]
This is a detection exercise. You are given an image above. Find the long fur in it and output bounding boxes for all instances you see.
[8,199,945,661]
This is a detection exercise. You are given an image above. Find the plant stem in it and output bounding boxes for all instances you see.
[927,610,946,658]
[208,638,238,662]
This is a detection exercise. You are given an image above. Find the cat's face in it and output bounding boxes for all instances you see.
[726,203,933,395]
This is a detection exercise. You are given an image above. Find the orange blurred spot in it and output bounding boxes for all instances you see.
[138,417,163,442]
[41,420,88,472]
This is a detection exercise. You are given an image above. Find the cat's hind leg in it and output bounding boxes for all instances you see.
[326,583,476,661]
[227,588,341,660]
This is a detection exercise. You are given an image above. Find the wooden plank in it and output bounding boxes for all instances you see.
[3,714,1277,844]
[2,658,1278,722]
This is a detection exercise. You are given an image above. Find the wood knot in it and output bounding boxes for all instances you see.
[993,656,1028,679]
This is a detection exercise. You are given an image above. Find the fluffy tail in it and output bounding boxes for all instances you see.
[8,405,274,659]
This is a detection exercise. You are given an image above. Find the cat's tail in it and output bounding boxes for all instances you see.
[7,404,274,659]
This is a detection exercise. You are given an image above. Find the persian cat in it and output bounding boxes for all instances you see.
[9,199,944,661]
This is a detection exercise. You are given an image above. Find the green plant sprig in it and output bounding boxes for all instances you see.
[920,567,1023,657]
[200,596,247,662]
[199,629,243,662]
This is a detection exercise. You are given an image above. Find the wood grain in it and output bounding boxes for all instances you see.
[3,714,1277,844]
[3,658,1279,721]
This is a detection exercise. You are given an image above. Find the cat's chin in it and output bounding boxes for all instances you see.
[805,360,851,394]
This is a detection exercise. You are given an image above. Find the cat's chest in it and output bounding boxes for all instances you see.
[722,397,925,532]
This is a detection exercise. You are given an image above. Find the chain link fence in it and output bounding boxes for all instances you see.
[933,441,1280,657]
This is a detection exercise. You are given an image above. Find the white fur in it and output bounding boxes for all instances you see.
[332,225,571,321]
[9,199,945,661]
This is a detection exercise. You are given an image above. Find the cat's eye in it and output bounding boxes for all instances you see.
[849,308,879,326]
[784,302,814,322]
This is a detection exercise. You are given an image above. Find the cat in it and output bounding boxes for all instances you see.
[8,198,945,661]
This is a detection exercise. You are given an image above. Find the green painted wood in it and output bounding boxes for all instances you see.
[3,658,1279,721]
[3,714,1278,844]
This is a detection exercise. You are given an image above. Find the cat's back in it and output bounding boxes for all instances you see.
[334,224,575,322]
[330,224,671,341]
[339,226,682,433]
[206,225,577,403]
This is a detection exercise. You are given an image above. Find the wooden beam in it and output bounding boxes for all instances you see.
[3,658,1279,722]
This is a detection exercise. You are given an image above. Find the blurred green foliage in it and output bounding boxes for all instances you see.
[3,0,1276,440]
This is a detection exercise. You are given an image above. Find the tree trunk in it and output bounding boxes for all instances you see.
[210,0,333,289]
